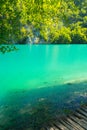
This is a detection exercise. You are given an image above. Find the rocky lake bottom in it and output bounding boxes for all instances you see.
[0,80,87,130]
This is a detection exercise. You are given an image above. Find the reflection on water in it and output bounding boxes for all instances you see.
[0,45,87,129]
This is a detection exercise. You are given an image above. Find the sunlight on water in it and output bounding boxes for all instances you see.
[0,45,87,96]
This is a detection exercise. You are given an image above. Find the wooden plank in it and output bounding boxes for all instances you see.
[66,117,84,130]
[78,109,87,117]
[46,126,54,130]
[49,128,54,130]
[54,121,70,130]
[69,115,87,129]
[83,105,87,109]
[50,123,60,130]
[77,109,87,117]
[44,126,50,130]
[63,118,79,130]
[73,111,87,122]
[71,114,87,125]
[81,107,87,112]
[59,119,73,130]
[45,106,87,130]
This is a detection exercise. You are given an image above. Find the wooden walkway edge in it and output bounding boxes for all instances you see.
[43,106,87,130]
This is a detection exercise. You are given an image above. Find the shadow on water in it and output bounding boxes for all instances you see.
[0,96,55,130]
[0,81,87,130]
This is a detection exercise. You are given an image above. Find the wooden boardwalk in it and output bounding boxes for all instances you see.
[43,106,87,130]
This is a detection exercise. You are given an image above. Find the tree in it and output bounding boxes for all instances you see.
[71,26,87,43]
[0,0,87,44]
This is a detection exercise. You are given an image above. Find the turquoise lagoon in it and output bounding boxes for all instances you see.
[0,45,87,129]
[1,44,87,105]
[1,45,87,90]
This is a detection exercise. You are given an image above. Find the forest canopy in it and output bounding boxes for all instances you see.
[0,0,87,44]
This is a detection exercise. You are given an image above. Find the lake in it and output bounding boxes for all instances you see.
[0,44,87,129]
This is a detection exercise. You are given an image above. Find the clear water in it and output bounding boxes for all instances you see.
[0,45,87,129]
[0,45,87,91]
[1,44,87,102]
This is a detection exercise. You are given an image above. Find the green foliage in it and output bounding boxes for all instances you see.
[0,0,87,44]
[71,26,87,43]
[51,27,71,44]
[0,45,18,53]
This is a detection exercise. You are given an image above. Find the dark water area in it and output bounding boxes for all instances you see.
[0,81,87,130]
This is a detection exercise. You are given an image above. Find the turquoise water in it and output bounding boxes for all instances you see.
[0,45,87,92]
[0,45,87,129]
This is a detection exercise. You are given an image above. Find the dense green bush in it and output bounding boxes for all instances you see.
[51,27,71,44]
[71,27,87,43]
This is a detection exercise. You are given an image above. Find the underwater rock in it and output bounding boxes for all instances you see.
[38,98,46,102]
[67,82,73,85]
[19,104,31,114]
[49,128,54,130]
